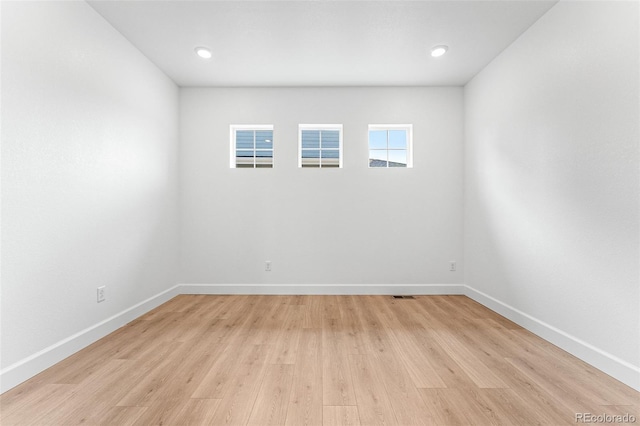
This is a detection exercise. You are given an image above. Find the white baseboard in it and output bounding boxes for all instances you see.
[464,285,640,392]
[180,283,466,295]
[0,285,180,394]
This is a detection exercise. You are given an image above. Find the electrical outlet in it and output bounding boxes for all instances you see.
[265,261,272,272]
[97,286,106,303]
[449,261,457,272]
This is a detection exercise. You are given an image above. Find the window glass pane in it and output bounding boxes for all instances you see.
[321,130,340,149]
[369,130,387,149]
[236,150,254,158]
[255,130,273,149]
[255,150,273,157]
[301,130,320,149]
[388,150,407,167]
[301,149,320,158]
[369,149,388,167]
[321,150,339,159]
[236,131,254,149]
[388,130,407,149]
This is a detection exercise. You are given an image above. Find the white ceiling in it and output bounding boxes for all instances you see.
[87,0,558,87]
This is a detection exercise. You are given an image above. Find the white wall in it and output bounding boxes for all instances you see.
[464,1,639,388]
[180,87,464,289]
[1,1,179,390]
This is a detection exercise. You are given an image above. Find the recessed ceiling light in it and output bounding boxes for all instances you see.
[194,46,212,59]
[430,45,448,58]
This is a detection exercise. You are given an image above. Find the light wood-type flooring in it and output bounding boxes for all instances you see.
[1,295,638,425]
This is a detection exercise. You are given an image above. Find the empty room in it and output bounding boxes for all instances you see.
[1,0,638,424]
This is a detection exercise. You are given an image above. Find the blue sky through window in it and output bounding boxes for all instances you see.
[368,127,409,167]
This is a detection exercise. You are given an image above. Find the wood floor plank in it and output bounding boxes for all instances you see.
[433,323,574,424]
[336,296,368,355]
[323,319,358,406]
[349,354,398,426]
[466,323,635,410]
[427,329,508,389]
[190,343,248,399]
[353,298,438,425]
[337,296,363,331]
[413,296,458,329]
[168,399,221,426]
[130,397,219,426]
[505,356,615,413]
[510,328,640,406]
[209,344,270,425]
[290,295,308,306]
[303,295,324,329]
[474,388,568,425]
[0,384,77,425]
[268,305,304,364]
[370,351,434,425]
[120,336,220,424]
[479,354,575,424]
[31,311,178,386]
[2,295,638,425]
[285,328,323,426]
[596,404,640,419]
[249,296,290,345]
[418,388,495,425]
[421,386,550,425]
[98,406,148,426]
[411,330,480,389]
[323,406,362,426]
[384,297,430,330]
[116,342,189,407]
[247,364,295,425]
[322,295,343,323]
[191,296,274,399]
[387,330,447,389]
[211,294,250,320]
[48,359,145,425]
[112,311,195,361]
[352,296,384,331]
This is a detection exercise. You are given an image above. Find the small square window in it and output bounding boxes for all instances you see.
[299,125,343,168]
[230,125,274,168]
[368,125,413,168]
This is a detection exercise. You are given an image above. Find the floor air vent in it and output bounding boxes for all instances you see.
[392,295,415,299]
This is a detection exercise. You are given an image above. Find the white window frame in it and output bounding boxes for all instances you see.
[230,124,274,168]
[298,124,343,168]
[368,124,413,168]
